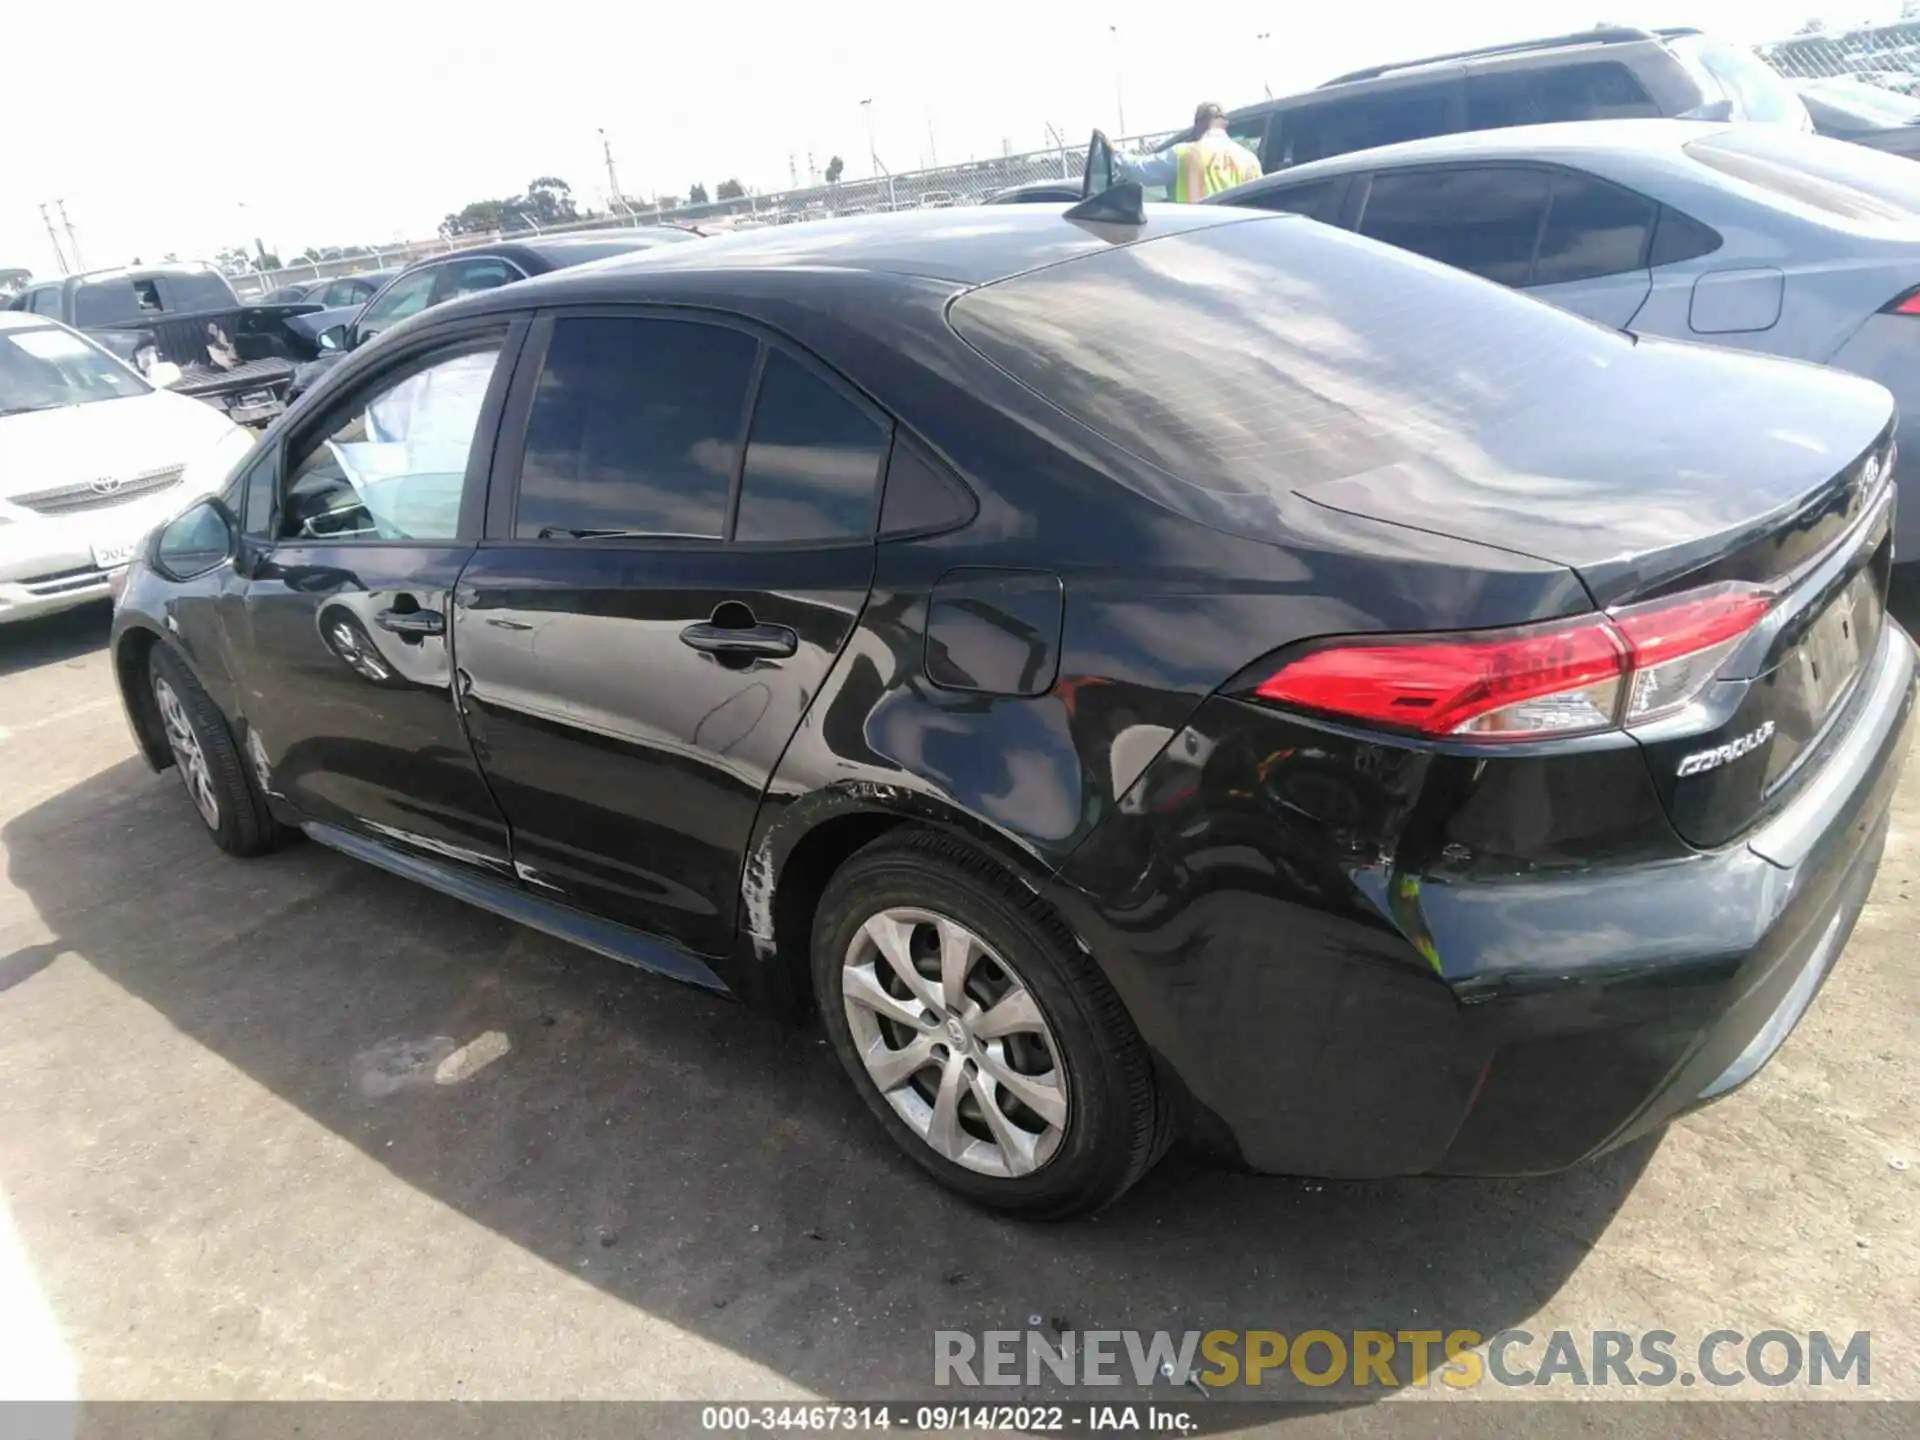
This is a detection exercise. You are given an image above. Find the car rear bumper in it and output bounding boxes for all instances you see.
[1050,620,1917,1179]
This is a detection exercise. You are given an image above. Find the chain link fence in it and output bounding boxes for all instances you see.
[1758,20,1920,89]
[224,131,1181,299]
[224,19,1920,301]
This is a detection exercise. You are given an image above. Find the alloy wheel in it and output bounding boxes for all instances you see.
[841,906,1069,1178]
[153,676,220,829]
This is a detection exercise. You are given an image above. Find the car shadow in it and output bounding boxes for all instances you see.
[3,758,1655,1416]
[0,602,112,678]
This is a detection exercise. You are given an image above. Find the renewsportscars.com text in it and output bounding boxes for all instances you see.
[933,1328,1871,1391]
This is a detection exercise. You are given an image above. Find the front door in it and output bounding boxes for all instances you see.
[237,317,523,876]
[454,311,890,955]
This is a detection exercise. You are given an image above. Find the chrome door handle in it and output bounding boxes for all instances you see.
[678,621,798,658]
[375,607,444,636]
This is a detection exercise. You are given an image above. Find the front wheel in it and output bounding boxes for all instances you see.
[149,646,283,857]
[813,830,1165,1218]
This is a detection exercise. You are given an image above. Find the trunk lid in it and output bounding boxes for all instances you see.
[1301,337,1898,850]
[1296,335,1893,607]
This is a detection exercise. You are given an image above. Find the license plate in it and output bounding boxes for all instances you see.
[91,538,140,570]
[1797,571,1879,723]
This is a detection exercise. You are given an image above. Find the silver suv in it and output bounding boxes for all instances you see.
[1224,26,1811,175]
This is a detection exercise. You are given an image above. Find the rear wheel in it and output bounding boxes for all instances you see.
[149,646,283,858]
[813,830,1164,1218]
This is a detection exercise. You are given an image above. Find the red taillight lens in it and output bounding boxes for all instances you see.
[1253,615,1628,739]
[1885,287,1920,316]
[1252,583,1772,741]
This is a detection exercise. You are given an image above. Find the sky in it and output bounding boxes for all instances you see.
[1,0,1908,276]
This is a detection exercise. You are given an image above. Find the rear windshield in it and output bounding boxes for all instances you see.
[1683,128,1920,224]
[947,216,1626,515]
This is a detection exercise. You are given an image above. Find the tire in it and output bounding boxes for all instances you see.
[148,646,283,858]
[813,828,1165,1218]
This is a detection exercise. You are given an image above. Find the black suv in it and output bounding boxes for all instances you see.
[1226,27,1812,174]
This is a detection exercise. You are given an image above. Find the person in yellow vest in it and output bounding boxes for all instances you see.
[1116,102,1263,201]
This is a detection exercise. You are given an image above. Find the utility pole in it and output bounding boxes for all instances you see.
[1109,25,1127,136]
[925,110,938,169]
[861,98,879,179]
[56,200,84,270]
[38,203,70,275]
[599,128,627,217]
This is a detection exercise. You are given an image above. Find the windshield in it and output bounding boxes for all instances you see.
[1684,127,1920,225]
[0,326,147,415]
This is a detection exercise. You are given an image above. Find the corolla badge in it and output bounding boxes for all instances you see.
[1676,720,1776,779]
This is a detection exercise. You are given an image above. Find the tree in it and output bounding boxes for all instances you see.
[522,176,578,226]
[1794,17,1826,33]
[824,155,845,184]
[440,175,580,237]
[688,182,710,205]
[716,178,746,201]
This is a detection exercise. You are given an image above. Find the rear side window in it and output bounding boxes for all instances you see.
[1465,63,1660,128]
[733,350,890,543]
[433,257,522,304]
[160,272,235,311]
[514,317,757,539]
[1649,206,1722,266]
[1533,173,1657,285]
[1360,167,1549,284]
[1237,178,1345,222]
[1274,85,1460,167]
[1684,128,1920,224]
[28,289,63,317]
[72,282,142,328]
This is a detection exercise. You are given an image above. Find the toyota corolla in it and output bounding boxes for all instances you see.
[109,206,1915,1216]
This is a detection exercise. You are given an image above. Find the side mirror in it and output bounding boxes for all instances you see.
[153,497,238,581]
[318,325,348,352]
[147,360,184,389]
[1082,130,1116,200]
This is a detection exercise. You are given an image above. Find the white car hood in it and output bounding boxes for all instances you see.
[0,391,242,502]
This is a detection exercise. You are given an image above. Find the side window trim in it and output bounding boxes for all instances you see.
[483,303,897,549]
[721,343,770,542]
[273,314,529,548]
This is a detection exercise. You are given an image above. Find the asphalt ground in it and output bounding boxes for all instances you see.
[0,589,1915,1435]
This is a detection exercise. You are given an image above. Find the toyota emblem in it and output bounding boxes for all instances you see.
[88,476,125,496]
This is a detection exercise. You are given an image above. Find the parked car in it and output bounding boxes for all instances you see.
[1797,77,1920,160]
[110,207,1914,1216]
[9,265,320,427]
[1205,120,1920,570]
[287,234,695,399]
[279,270,404,356]
[1,313,251,624]
[1222,26,1809,176]
[263,269,399,310]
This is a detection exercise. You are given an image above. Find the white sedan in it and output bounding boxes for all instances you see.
[0,312,252,625]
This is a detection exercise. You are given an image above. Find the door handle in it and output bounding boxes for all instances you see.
[679,620,798,659]
[376,607,445,636]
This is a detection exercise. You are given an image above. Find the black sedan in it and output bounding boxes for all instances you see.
[110,205,1916,1216]
[287,230,695,397]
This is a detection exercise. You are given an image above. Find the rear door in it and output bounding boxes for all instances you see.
[454,309,891,956]
[236,314,524,875]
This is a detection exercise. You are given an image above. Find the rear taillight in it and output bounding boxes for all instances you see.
[1883,286,1920,316]
[1252,582,1772,741]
